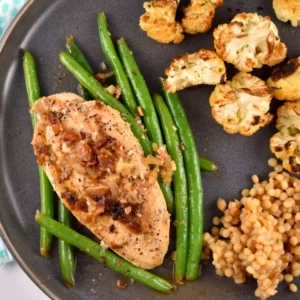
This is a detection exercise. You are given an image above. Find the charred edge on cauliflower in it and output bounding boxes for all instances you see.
[270,102,300,173]
[210,72,274,136]
[213,13,287,72]
[271,58,300,82]
[289,156,300,173]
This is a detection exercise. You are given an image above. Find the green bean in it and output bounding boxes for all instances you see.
[66,35,94,76]
[23,50,54,258]
[77,83,91,101]
[66,35,93,101]
[116,38,163,145]
[157,177,174,214]
[153,93,188,282]
[59,51,152,156]
[160,80,203,281]
[116,37,174,213]
[58,201,76,288]
[35,211,174,294]
[199,156,218,172]
[97,13,139,117]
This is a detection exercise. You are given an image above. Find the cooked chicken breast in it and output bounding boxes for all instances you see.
[31,93,170,269]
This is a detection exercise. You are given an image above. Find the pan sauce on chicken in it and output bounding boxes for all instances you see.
[31,93,170,269]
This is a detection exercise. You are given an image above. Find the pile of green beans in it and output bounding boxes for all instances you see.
[23,51,76,287]
[28,12,220,293]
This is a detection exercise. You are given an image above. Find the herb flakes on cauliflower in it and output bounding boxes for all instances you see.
[164,49,226,93]
[139,0,184,44]
[213,13,287,72]
[270,101,300,173]
[273,0,300,27]
[182,0,223,34]
[209,72,274,136]
[267,57,300,101]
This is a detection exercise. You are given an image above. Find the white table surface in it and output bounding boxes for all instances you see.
[0,262,49,300]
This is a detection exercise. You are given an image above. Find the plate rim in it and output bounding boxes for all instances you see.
[0,1,58,299]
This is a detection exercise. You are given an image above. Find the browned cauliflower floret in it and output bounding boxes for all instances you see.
[182,0,223,34]
[273,0,300,27]
[213,13,287,72]
[270,101,300,173]
[209,73,274,136]
[164,49,226,93]
[139,0,184,44]
[267,57,300,101]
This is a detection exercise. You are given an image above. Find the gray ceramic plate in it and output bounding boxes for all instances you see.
[0,0,299,299]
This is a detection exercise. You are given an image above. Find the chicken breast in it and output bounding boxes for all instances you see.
[31,93,170,269]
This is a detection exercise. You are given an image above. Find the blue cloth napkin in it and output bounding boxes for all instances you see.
[0,0,28,266]
[0,0,27,39]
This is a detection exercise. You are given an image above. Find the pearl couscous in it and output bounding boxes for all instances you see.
[203,158,300,299]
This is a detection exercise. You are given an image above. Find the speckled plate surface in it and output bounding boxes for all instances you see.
[0,0,299,299]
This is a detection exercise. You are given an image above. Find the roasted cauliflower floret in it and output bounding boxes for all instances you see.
[209,73,274,136]
[182,0,223,34]
[273,0,300,27]
[164,49,226,93]
[270,102,300,173]
[139,0,184,44]
[267,57,300,101]
[213,13,287,72]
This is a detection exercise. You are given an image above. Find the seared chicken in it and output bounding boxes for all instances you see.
[31,93,170,269]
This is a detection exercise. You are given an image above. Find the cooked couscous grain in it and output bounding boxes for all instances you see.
[289,283,297,292]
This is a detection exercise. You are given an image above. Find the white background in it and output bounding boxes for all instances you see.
[0,262,49,300]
